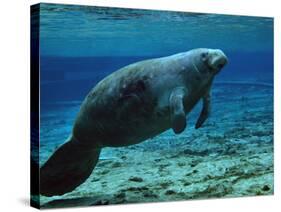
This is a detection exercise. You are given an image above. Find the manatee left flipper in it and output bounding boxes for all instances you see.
[195,91,211,129]
[169,87,188,134]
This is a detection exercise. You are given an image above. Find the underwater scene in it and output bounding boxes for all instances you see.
[32,3,273,208]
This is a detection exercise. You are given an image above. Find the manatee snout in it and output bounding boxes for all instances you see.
[208,49,228,73]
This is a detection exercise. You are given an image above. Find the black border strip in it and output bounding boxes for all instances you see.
[30,3,40,209]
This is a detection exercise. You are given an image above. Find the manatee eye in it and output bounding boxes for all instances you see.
[201,52,208,61]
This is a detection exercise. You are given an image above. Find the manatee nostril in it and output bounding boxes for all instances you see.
[217,57,227,69]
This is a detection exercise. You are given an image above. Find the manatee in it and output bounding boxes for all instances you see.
[40,48,228,196]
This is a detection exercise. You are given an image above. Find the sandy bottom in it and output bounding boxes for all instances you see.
[37,84,273,208]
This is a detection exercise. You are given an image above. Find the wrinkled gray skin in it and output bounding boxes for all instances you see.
[40,48,228,197]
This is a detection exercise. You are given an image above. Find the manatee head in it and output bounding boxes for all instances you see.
[189,48,228,76]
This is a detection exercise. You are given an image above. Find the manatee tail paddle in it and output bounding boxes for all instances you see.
[40,137,101,197]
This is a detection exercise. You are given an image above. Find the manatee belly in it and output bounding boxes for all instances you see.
[73,88,172,148]
[98,106,171,147]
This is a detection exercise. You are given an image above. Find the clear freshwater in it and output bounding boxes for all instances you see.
[34,3,273,207]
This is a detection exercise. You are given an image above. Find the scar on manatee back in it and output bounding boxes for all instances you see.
[117,76,158,119]
[118,73,151,101]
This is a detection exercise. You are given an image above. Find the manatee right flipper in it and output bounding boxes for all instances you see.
[195,91,211,129]
[169,87,188,134]
[40,137,101,197]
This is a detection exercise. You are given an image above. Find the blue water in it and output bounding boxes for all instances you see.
[38,4,273,104]
[33,3,274,207]
[40,52,273,103]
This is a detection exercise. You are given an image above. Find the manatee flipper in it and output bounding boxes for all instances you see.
[40,137,101,197]
[169,87,188,134]
[195,91,211,129]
